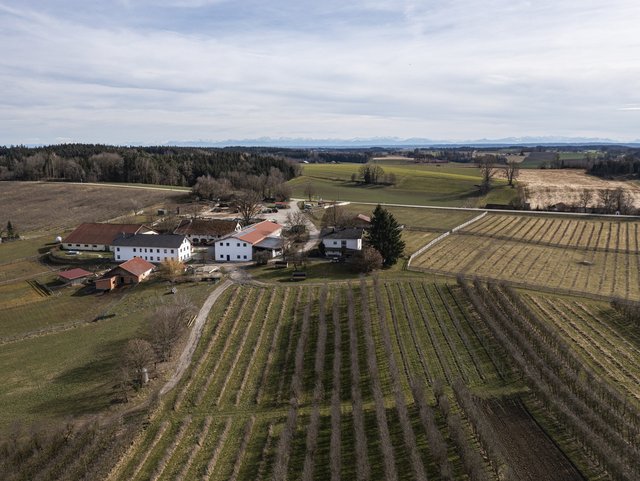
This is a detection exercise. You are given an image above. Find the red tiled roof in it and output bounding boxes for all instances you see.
[117,257,155,276]
[63,223,150,245]
[236,221,281,245]
[58,268,93,280]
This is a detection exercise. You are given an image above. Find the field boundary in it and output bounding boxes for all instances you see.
[408,264,620,303]
[408,212,487,266]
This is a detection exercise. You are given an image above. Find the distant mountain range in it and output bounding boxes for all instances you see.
[166,136,640,148]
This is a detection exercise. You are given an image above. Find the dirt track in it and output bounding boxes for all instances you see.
[519,170,640,209]
[481,397,585,481]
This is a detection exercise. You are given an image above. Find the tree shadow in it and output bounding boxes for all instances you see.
[30,339,128,417]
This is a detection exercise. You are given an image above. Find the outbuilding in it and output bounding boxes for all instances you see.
[57,268,93,286]
[96,257,155,291]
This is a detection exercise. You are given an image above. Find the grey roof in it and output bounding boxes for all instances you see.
[112,234,188,249]
[323,228,364,240]
[254,237,283,250]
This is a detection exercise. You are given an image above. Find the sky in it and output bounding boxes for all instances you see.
[1,0,640,145]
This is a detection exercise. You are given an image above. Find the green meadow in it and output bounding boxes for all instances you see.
[288,162,517,207]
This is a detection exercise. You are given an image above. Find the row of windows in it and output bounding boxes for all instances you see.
[116,247,176,254]
[218,242,248,247]
[116,254,181,262]
[73,244,98,248]
[218,254,248,260]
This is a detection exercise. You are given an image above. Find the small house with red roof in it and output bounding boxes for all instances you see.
[58,268,93,286]
[213,220,283,262]
[95,257,155,291]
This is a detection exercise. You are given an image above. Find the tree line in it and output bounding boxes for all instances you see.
[0,144,300,187]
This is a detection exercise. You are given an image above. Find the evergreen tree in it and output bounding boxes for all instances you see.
[368,205,405,266]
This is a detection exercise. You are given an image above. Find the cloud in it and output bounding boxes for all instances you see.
[1,0,640,144]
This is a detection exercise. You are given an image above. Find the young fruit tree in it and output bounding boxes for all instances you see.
[367,204,405,266]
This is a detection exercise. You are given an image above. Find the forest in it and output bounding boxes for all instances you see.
[0,144,301,187]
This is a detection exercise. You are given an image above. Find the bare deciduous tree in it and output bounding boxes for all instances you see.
[304,181,316,201]
[478,155,497,194]
[149,295,195,362]
[503,159,519,187]
[578,188,593,213]
[351,246,383,273]
[122,338,155,386]
[233,189,262,226]
[159,258,185,282]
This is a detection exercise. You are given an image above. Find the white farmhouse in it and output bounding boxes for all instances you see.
[214,220,282,262]
[321,228,364,257]
[112,234,191,263]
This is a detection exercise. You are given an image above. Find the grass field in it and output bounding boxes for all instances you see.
[412,213,640,300]
[289,163,516,207]
[0,279,212,428]
[107,280,624,481]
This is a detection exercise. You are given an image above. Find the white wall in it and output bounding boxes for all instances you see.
[114,238,192,263]
[214,238,253,261]
[62,242,108,252]
[322,237,362,255]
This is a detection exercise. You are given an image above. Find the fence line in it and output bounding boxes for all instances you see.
[408,211,488,267]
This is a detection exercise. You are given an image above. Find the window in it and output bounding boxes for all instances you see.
[84,244,88,247]
[237,255,241,259]
[243,255,247,259]
[144,256,147,260]
[93,245,97,248]
[341,240,347,247]
[243,243,247,247]
[226,242,230,246]
[117,255,121,260]
[164,249,167,253]
[237,242,240,247]
[333,241,339,245]
[157,249,160,253]
[133,248,136,252]
[116,247,120,251]
[75,244,80,247]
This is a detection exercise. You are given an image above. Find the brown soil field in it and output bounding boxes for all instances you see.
[0,182,188,235]
[481,397,585,481]
[518,170,640,209]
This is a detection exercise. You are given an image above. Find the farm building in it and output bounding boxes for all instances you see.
[214,220,283,262]
[62,223,156,252]
[57,268,93,286]
[352,213,372,228]
[112,234,192,263]
[173,218,241,245]
[95,257,155,291]
[321,228,364,257]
